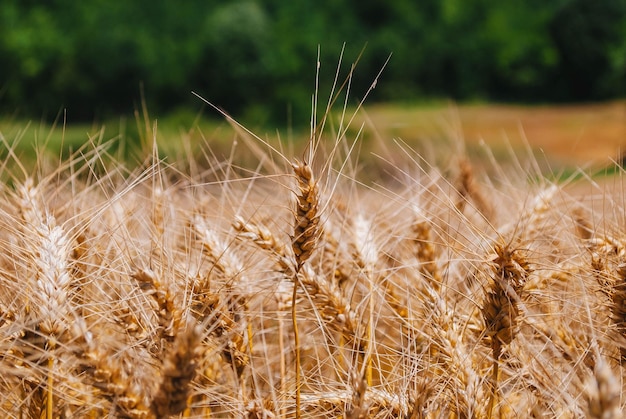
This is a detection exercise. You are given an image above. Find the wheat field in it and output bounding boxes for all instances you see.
[1,86,625,418]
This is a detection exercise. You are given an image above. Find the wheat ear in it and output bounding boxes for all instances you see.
[583,351,622,419]
[233,215,292,273]
[132,267,182,354]
[611,263,626,362]
[190,214,250,414]
[412,217,442,285]
[482,243,530,417]
[455,158,494,221]
[292,160,321,270]
[74,330,151,418]
[151,319,202,417]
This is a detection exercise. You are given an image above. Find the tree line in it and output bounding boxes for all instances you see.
[1,0,624,125]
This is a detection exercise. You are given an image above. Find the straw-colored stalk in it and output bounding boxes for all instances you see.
[572,207,594,240]
[351,213,378,386]
[346,372,368,419]
[291,160,321,418]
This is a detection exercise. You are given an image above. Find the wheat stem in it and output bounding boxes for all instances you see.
[46,350,54,419]
[292,275,302,419]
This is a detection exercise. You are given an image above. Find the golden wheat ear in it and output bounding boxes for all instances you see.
[611,263,626,362]
[483,243,531,351]
[482,242,531,416]
[232,215,292,273]
[455,158,494,221]
[150,319,202,417]
[291,159,322,271]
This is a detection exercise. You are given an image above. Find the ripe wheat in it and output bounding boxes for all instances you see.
[0,95,625,418]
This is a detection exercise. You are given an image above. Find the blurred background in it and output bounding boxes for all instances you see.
[0,0,625,166]
[2,0,624,122]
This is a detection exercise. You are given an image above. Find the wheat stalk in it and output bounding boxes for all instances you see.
[13,178,79,418]
[289,159,322,418]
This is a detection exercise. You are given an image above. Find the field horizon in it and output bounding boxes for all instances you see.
[1,99,624,173]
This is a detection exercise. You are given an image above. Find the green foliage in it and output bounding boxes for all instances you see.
[0,0,624,126]
[194,2,272,117]
[549,0,626,100]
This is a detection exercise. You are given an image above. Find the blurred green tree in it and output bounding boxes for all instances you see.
[549,0,626,100]
[0,0,623,124]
